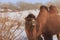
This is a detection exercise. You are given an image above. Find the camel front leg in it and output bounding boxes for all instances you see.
[43,33,53,40]
[57,33,60,40]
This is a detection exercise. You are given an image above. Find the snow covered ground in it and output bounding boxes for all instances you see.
[0,9,59,40]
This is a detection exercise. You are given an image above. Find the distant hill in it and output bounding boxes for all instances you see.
[0,1,60,11]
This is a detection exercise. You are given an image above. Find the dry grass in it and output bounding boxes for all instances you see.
[0,17,22,40]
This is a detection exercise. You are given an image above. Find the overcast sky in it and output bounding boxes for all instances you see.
[0,0,51,4]
[0,0,59,4]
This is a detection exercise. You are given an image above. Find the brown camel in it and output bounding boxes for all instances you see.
[25,14,36,40]
[36,5,60,40]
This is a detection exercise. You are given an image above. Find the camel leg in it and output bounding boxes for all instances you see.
[57,33,60,40]
[43,32,53,40]
[37,35,43,40]
[38,36,43,40]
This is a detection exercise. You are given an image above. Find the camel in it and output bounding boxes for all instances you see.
[36,5,60,40]
[25,14,36,40]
